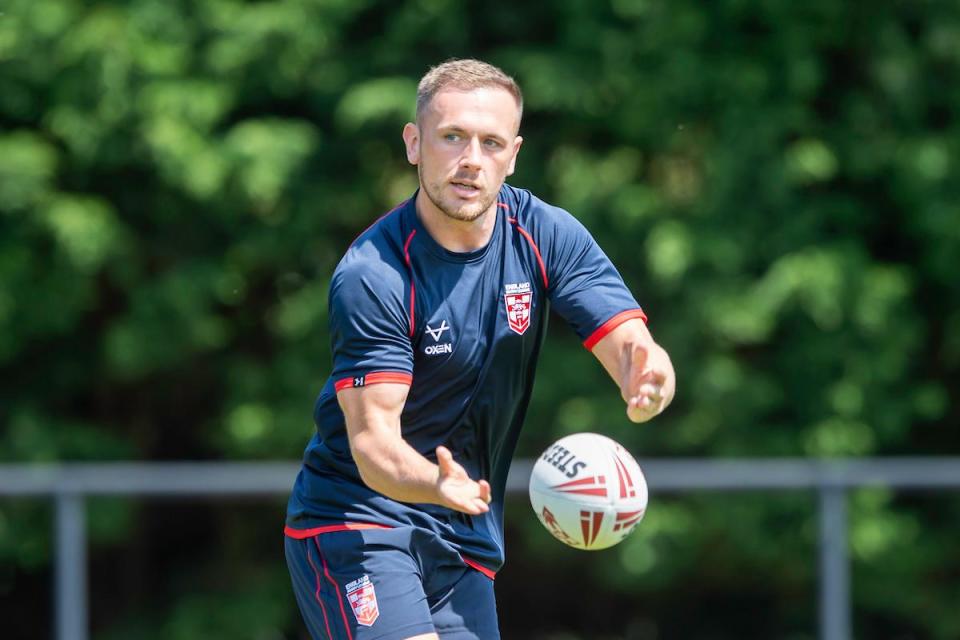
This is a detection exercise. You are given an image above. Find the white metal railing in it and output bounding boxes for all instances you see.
[3,458,960,640]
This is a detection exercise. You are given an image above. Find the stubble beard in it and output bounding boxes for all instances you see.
[419,164,497,223]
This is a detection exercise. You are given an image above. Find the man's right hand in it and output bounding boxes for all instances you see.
[338,383,493,515]
[436,446,491,515]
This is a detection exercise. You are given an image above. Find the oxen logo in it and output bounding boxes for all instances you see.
[425,320,450,342]
[345,574,379,626]
[504,282,533,335]
[424,320,453,356]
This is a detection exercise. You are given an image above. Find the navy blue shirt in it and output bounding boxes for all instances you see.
[286,184,645,574]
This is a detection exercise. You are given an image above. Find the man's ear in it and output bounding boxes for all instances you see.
[506,136,524,176]
[402,122,420,165]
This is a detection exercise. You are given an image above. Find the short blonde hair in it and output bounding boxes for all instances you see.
[416,58,523,124]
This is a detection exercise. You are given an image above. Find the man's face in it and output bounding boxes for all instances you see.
[403,87,523,223]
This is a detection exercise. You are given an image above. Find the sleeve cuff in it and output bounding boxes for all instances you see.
[334,371,413,392]
[582,309,648,350]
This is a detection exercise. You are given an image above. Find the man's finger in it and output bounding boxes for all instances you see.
[637,368,667,386]
[436,446,456,477]
[627,393,663,422]
[451,490,490,515]
[470,496,491,513]
[638,382,662,401]
[478,479,492,503]
[622,343,649,378]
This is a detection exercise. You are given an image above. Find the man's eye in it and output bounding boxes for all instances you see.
[444,133,460,141]
[484,139,502,148]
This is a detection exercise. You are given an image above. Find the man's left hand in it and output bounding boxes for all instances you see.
[620,340,674,423]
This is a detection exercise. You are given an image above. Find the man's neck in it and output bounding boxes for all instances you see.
[415,192,498,253]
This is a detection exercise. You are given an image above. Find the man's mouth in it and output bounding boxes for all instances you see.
[450,181,481,197]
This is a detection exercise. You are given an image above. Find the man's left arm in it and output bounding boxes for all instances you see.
[589,318,675,423]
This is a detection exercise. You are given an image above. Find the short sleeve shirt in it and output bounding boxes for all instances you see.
[286,184,645,574]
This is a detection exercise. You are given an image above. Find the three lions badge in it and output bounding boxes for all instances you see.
[345,574,379,626]
[504,282,532,335]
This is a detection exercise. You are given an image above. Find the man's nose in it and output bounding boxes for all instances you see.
[459,137,482,169]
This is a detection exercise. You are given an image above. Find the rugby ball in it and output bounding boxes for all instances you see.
[529,432,648,550]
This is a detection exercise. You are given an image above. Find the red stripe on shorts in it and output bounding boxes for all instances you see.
[284,523,393,539]
[314,537,354,640]
[305,540,335,640]
[461,555,497,580]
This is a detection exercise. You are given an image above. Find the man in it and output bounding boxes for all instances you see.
[284,59,675,640]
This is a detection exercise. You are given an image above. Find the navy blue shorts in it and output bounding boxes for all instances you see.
[285,524,500,640]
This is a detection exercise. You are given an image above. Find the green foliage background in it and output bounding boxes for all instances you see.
[2,0,959,638]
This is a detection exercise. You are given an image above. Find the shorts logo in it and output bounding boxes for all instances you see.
[345,574,379,627]
[504,282,533,335]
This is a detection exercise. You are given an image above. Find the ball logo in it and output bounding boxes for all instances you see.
[540,443,587,478]
[504,282,533,335]
[541,506,577,546]
[345,574,379,627]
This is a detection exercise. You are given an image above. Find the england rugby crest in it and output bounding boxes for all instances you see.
[504,282,533,335]
[345,574,379,627]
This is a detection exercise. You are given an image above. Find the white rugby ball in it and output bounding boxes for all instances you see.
[529,432,648,550]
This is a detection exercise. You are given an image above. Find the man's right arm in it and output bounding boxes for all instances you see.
[337,383,492,515]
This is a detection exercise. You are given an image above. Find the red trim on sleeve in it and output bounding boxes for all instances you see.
[460,555,497,580]
[284,523,393,539]
[507,217,549,289]
[366,371,413,386]
[334,371,413,392]
[403,229,417,337]
[497,202,509,210]
[582,309,648,350]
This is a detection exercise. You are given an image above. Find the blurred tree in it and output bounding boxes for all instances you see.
[1,0,959,638]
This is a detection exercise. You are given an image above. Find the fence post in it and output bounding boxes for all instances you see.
[55,492,88,640]
[819,485,851,640]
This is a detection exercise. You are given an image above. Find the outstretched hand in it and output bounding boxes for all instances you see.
[621,340,675,423]
[435,446,492,515]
